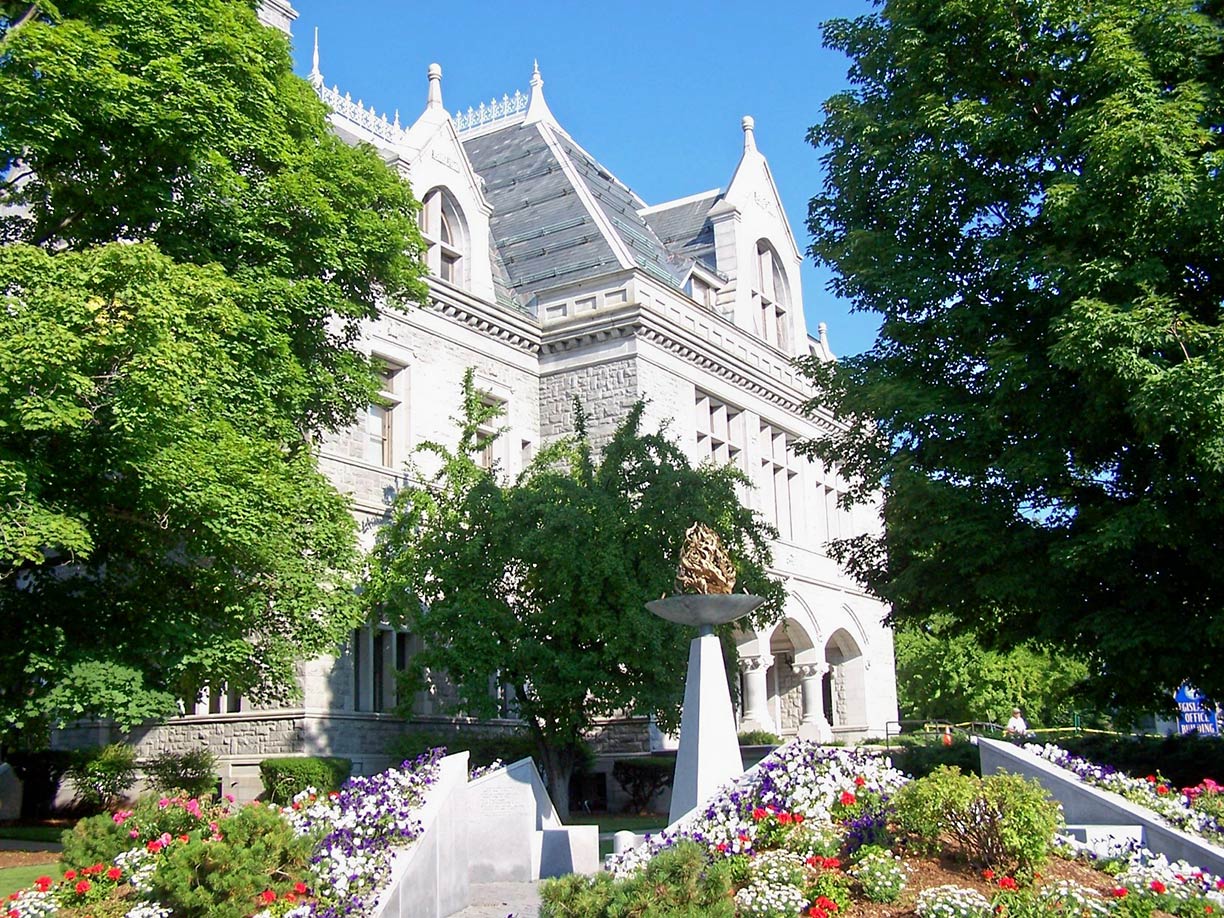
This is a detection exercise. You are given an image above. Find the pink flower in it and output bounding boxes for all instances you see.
[129,829,139,838]
[157,797,170,808]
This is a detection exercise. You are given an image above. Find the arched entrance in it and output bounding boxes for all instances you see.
[824,628,867,734]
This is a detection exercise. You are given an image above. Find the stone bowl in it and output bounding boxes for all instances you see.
[646,594,765,631]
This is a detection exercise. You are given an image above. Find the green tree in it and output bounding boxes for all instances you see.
[802,0,1224,711]
[0,0,427,744]
[893,617,1089,727]
[368,373,784,815]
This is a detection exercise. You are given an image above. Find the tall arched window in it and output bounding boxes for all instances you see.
[753,239,791,351]
[419,187,467,286]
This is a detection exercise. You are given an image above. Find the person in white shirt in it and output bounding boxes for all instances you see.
[1005,707,1028,736]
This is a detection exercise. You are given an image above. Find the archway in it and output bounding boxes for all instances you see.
[824,628,867,732]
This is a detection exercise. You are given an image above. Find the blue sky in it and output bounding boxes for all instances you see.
[290,0,879,357]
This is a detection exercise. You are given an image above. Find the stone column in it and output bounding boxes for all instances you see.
[795,662,832,743]
[738,654,776,734]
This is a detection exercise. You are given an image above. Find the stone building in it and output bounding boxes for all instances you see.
[64,4,899,801]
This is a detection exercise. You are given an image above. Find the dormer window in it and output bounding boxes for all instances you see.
[753,240,791,351]
[420,187,466,286]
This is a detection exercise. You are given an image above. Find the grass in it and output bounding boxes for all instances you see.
[566,813,667,834]
[0,826,66,843]
[566,813,668,860]
[0,862,60,899]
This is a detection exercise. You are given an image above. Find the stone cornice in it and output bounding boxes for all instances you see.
[423,277,540,354]
[411,275,842,433]
[540,301,841,432]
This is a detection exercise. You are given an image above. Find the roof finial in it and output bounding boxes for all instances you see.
[309,27,323,88]
[524,59,553,124]
[427,62,443,111]
[742,115,757,154]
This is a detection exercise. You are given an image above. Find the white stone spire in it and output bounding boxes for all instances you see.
[427,62,443,111]
[309,27,323,88]
[523,59,555,125]
[742,115,757,154]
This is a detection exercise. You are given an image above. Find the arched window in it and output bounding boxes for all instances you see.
[752,239,791,350]
[419,187,467,286]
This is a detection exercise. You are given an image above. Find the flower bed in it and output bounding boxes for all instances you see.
[1026,743,1224,847]
[4,750,442,918]
[539,740,1224,918]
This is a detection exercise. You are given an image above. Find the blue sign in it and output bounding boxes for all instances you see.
[1175,683,1219,736]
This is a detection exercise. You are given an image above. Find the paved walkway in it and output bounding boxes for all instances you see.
[450,882,541,918]
[0,839,62,852]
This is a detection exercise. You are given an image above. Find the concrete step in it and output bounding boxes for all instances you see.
[449,882,541,918]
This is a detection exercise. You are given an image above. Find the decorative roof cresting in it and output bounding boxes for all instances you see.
[310,29,409,146]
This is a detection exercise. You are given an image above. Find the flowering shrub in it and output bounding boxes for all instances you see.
[916,885,994,918]
[61,792,231,869]
[850,846,909,902]
[1027,744,1224,847]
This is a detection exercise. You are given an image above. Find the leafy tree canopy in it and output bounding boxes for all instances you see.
[0,0,427,744]
[367,372,784,815]
[894,616,1090,728]
[802,0,1224,711]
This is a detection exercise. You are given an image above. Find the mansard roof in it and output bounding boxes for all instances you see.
[460,118,686,304]
[639,189,722,273]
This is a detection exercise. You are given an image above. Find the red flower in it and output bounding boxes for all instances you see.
[809,908,828,918]
[1148,775,1157,783]
[34,876,52,892]
[1113,888,1128,898]
[294,881,309,895]
[839,791,856,806]
[824,857,842,870]
[107,866,123,881]
[778,812,793,824]
[998,877,1018,891]
[816,895,839,911]
[146,839,163,853]
[1151,881,1167,894]
[982,869,995,880]
[63,869,77,881]
[716,842,728,853]
[178,834,190,843]
[855,775,866,787]
[74,879,91,895]
[1157,785,1170,796]
[752,807,768,821]
[259,889,277,904]
[794,813,805,824]
[9,909,18,918]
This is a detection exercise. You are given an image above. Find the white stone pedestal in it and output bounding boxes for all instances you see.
[668,631,744,823]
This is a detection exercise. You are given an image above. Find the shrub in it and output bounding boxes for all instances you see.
[851,846,910,902]
[147,802,313,918]
[541,840,733,918]
[143,748,218,797]
[539,872,615,918]
[890,739,982,778]
[894,766,1061,879]
[738,729,782,746]
[258,756,351,804]
[61,792,226,869]
[612,756,674,814]
[66,744,138,811]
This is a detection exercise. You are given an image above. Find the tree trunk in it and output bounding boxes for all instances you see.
[540,745,574,819]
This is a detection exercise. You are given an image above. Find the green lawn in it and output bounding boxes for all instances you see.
[566,813,666,834]
[0,826,66,843]
[0,862,60,899]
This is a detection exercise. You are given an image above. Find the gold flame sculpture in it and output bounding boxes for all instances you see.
[675,522,736,595]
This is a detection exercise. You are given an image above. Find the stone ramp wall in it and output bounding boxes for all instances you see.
[978,737,1224,874]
